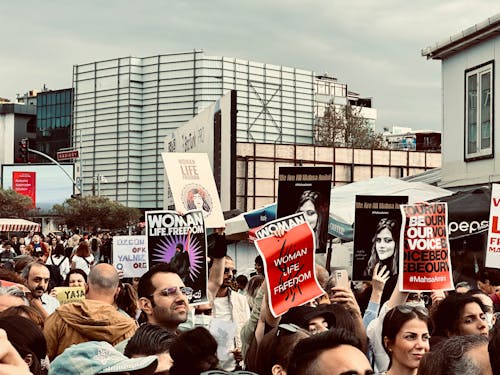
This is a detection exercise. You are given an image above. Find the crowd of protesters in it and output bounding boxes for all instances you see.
[1,229,500,374]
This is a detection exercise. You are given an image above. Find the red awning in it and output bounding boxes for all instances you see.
[0,219,41,233]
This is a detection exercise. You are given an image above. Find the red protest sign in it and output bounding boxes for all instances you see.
[254,213,324,317]
[399,202,454,291]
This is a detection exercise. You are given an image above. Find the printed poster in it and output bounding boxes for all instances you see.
[486,184,500,268]
[53,287,85,305]
[277,166,332,253]
[352,195,408,281]
[112,235,148,278]
[146,210,208,305]
[399,202,454,291]
[162,153,225,228]
[254,213,325,317]
[12,171,36,208]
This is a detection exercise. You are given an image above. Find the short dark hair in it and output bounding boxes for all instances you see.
[64,268,88,286]
[137,262,178,299]
[287,328,362,375]
[431,293,486,337]
[124,323,175,357]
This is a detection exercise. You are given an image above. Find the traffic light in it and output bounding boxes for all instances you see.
[18,138,29,162]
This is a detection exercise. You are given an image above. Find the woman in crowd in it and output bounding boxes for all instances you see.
[0,305,45,329]
[246,274,264,311]
[64,268,88,288]
[45,243,70,282]
[71,241,94,276]
[365,218,399,278]
[382,305,430,375]
[430,292,488,347]
[295,190,328,252]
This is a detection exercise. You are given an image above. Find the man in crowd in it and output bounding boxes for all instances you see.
[43,263,137,359]
[21,262,59,315]
[137,262,190,332]
[209,252,250,371]
[287,329,373,375]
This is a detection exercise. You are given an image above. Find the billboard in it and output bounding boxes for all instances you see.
[163,90,236,211]
[1,164,74,212]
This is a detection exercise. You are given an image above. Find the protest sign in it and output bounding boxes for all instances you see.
[146,210,208,305]
[254,213,324,317]
[352,195,408,281]
[112,235,148,278]
[486,184,500,268]
[277,166,332,253]
[399,202,454,291]
[53,287,85,305]
[162,152,225,228]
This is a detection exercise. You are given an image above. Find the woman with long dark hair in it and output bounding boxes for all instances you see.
[295,190,328,252]
[365,218,399,278]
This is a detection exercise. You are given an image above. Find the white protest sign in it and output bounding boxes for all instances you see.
[112,235,148,278]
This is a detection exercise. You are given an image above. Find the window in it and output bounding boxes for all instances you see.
[465,61,494,160]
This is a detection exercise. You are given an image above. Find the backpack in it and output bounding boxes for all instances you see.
[46,264,64,287]
[91,238,99,253]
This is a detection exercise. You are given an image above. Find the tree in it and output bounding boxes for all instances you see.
[315,103,386,149]
[0,188,33,218]
[51,196,141,232]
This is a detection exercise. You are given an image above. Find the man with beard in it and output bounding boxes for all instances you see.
[137,263,191,332]
[21,262,59,315]
[209,254,250,371]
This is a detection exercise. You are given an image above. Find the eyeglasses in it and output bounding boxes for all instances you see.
[150,286,193,298]
[195,309,213,316]
[276,323,303,336]
[407,293,430,305]
[393,304,429,317]
[224,268,237,275]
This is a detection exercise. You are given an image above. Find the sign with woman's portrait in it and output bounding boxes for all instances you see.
[277,166,332,253]
[352,195,408,281]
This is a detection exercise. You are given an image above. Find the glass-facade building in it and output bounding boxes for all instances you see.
[72,51,374,209]
[34,88,73,162]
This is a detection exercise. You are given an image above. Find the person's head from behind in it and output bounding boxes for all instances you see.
[0,315,47,375]
[86,263,120,303]
[65,268,88,288]
[477,267,500,295]
[256,323,310,375]
[0,304,44,329]
[382,305,430,372]
[0,286,28,312]
[137,263,189,329]
[287,328,372,375]
[432,293,488,338]
[125,324,176,374]
[419,334,491,375]
[489,323,500,374]
[169,327,219,375]
[295,190,320,231]
[367,218,398,276]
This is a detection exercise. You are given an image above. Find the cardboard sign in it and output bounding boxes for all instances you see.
[162,153,225,228]
[486,184,500,268]
[53,287,86,305]
[146,210,208,305]
[352,195,408,281]
[254,213,324,317]
[277,166,332,253]
[399,202,454,291]
[112,235,148,278]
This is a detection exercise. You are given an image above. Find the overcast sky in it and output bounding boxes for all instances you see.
[2,1,499,131]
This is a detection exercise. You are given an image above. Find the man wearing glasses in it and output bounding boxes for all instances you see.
[137,262,191,332]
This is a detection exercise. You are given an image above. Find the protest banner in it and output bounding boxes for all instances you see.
[352,195,408,281]
[146,210,208,305]
[112,235,148,278]
[486,184,500,268]
[162,152,225,228]
[399,202,454,291]
[53,287,85,305]
[254,213,324,317]
[277,166,332,253]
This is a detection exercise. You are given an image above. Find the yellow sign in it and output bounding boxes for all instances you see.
[53,287,85,304]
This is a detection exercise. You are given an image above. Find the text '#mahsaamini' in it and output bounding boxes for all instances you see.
[147,211,205,236]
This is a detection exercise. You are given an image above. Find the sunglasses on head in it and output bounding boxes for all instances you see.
[150,286,193,298]
[395,304,429,316]
[224,268,237,275]
[276,323,303,336]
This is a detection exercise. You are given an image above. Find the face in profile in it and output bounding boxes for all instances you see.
[375,228,395,260]
[298,200,318,230]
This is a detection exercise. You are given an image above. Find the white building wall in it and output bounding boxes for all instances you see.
[440,37,500,188]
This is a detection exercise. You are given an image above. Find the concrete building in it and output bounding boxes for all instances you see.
[72,50,376,210]
[422,13,500,189]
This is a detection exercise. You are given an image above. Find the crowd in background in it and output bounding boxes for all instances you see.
[0,230,499,374]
